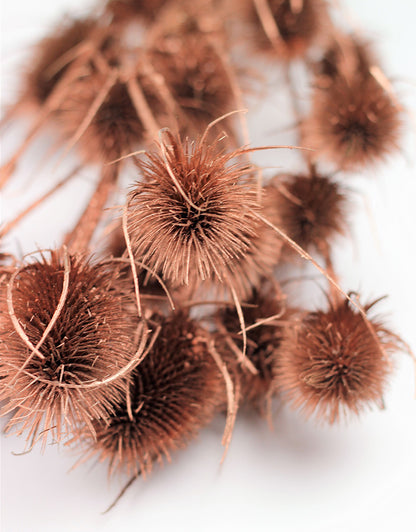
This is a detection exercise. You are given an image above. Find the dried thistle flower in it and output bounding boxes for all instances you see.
[247,0,330,60]
[127,132,273,296]
[266,172,346,257]
[216,282,291,412]
[77,311,222,477]
[58,70,159,163]
[0,250,142,444]
[23,17,97,109]
[303,36,401,170]
[275,298,398,423]
[317,36,373,83]
[147,32,234,135]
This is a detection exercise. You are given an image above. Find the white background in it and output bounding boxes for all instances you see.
[1,1,416,531]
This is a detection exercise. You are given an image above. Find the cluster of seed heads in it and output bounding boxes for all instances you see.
[0,0,407,505]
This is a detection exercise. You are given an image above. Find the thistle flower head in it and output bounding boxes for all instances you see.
[268,172,346,256]
[249,0,330,60]
[78,311,222,476]
[25,17,96,107]
[276,298,397,423]
[148,32,234,135]
[217,282,290,410]
[303,36,401,170]
[59,70,160,163]
[127,132,271,296]
[0,250,140,443]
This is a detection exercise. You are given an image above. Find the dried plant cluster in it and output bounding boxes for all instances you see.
[0,0,409,505]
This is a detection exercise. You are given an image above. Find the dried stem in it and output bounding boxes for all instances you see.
[64,162,119,254]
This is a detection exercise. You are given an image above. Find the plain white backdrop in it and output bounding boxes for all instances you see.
[1,1,416,531]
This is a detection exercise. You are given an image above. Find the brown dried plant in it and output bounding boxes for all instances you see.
[266,171,346,258]
[246,0,330,60]
[275,297,398,423]
[0,249,146,445]
[76,311,222,477]
[0,17,120,187]
[127,131,275,297]
[23,18,98,110]
[58,72,158,164]
[147,31,235,137]
[302,35,402,170]
[216,281,292,413]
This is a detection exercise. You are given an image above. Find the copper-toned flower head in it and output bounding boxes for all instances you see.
[247,0,330,60]
[148,32,234,136]
[58,69,163,163]
[0,250,140,443]
[267,172,346,257]
[23,17,97,108]
[276,298,398,423]
[127,132,272,296]
[303,37,401,170]
[317,36,373,83]
[216,281,291,411]
[78,311,222,477]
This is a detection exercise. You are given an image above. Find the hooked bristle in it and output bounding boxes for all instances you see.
[127,132,271,296]
[0,250,140,444]
[76,311,222,477]
[275,298,398,423]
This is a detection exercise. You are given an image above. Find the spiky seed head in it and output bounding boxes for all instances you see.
[127,132,272,296]
[303,36,401,170]
[77,311,222,477]
[217,282,291,411]
[148,32,234,136]
[303,77,401,170]
[267,172,346,256]
[59,70,164,163]
[248,0,330,60]
[0,250,139,444]
[24,18,96,108]
[275,298,397,423]
[317,36,374,83]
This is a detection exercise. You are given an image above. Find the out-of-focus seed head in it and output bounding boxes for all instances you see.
[303,36,401,170]
[24,18,97,108]
[148,32,235,137]
[247,0,330,60]
[59,70,166,163]
[266,172,346,257]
